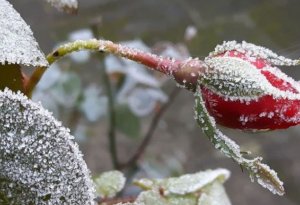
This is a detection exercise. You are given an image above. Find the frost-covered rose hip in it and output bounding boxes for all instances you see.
[46,39,300,131]
[201,41,300,130]
[41,39,292,195]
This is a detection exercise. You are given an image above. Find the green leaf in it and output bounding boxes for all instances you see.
[0,64,24,92]
[115,105,141,139]
[132,169,231,205]
[94,171,126,198]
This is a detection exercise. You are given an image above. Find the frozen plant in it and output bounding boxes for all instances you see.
[112,168,231,205]
[35,38,300,196]
[0,89,95,204]
[1,0,299,203]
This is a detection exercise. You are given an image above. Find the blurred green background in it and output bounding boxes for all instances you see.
[10,0,300,204]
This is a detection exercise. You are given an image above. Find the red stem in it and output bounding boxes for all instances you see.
[100,40,182,75]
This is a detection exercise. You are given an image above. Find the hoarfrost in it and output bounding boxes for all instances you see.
[0,88,95,204]
[133,169,231,205]
[68,29,94,63]
[45,0,78,13]
[194,88,285,195]
[209,41,300,66]
[0,0,48,67]
[159,169,230,195]
[203,56,300,101]
[94,170,126,198]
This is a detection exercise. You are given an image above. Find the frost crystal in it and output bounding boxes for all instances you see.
[45,0,78,13]
[204,56,300,101]
[0,0,48,67]
[0,89,95,204]
[132,169,231,205]
[209,41,300,66]
[194,89,285,195]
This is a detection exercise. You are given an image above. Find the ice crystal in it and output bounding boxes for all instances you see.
[0,0,48,67]
[209,41,300,66]
[203,56,300,101]
[45,0,78,13]
[0,89,95,204]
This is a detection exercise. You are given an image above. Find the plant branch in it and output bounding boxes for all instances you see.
[102,61,120,169]
[119,86,180,170]
[25,39,183,96]
[91,23,121,169]
[97,196,136,205]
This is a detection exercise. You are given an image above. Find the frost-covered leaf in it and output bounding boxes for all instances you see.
[131,169,231,205]
[194,87,285,196]
[0,88,95,204]
[209,41,300,66]
[160,169,230,195]
[0,0,47,67]
[197,181,231,205]
[45,0,78,13]
[203,57,266,98]
[134,169,230,195]
[94,171,126,198]
[252,161,285,196]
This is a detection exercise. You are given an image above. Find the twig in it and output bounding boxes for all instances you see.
[25,39,101,96]
[25,39,184,96]
[101,59,120,169]
[97,196,136,205]
[119,87,180,170]
[90,23,120,169]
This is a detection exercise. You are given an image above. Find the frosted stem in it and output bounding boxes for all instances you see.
[25,39,181,96]
[194,85,285,196]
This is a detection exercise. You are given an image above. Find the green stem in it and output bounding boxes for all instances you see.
[25,39,100,96]
[25,39,182,96]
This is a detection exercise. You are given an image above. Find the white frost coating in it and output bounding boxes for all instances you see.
[162,169,230,195]
[132,169,232,205]
[0,0,48,67]
[45,0,78,12]
[255,162,284,196]
[204,57,300,101]
[94,171,126,198]
[194,89,285,195]
[198,182,231,205]
[209,41,300,66]
[0,89,95,204]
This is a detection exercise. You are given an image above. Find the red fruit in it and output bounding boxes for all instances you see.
[201,41,300,131]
